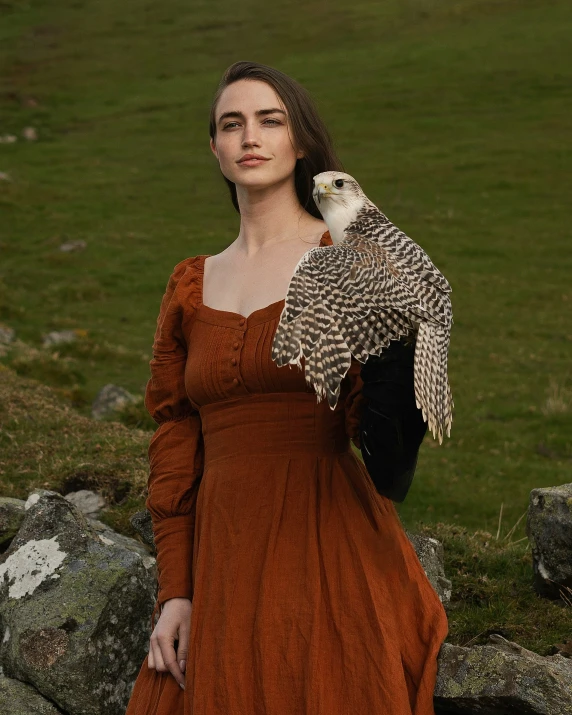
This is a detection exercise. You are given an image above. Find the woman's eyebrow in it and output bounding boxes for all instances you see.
[217,108,287,124]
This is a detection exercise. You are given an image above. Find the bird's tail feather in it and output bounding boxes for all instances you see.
[414,321,453,443]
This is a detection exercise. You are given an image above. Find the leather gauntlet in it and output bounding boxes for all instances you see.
[359,338,428,502]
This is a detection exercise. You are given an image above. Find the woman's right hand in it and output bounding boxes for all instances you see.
[147,597,192,690]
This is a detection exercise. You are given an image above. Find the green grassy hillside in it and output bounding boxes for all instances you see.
[1,364,570,654]
[1,0,571,540]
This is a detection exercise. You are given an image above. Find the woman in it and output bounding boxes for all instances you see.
[125,61,448,715]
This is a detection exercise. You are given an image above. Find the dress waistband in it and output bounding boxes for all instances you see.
[199,393,351,461]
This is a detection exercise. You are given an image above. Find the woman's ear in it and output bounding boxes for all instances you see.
[210,137,218,159]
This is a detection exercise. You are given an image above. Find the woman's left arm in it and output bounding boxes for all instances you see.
[344,339,428,503]
[359,338,428,502]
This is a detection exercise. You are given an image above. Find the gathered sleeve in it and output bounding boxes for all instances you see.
[144,257,204,607]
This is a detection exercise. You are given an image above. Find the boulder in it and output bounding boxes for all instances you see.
[435,634,572,714]
[526,483,572,599]
[0,490,156,715]
[86,516,155,563]
[406,531,452,605]
[0,497,26,549]
[0,675,64,714]
[129,509,155,549]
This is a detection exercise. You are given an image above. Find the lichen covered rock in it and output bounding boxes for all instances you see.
[0,490,156,715]
[526,482,572,599]
[0,676,63,714]
[406,531,452,605]
[0,497,26,549]
[435,634,572,714]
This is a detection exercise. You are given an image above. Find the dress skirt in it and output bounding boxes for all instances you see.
[126,393,448,715]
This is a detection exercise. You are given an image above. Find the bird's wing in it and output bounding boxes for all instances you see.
[357,211,452,294]
[345,229,452,326]
[271,238,418,407]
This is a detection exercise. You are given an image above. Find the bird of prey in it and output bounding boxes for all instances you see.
[271,171,453,443]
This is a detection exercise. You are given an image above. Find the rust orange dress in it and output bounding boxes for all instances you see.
[125,231,448,715]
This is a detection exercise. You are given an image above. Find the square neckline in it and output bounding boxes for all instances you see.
[197,230,330,323]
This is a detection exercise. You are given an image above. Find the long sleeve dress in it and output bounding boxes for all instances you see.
[125,230,449,715]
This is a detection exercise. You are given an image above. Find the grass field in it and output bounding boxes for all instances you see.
[1,0,571,648]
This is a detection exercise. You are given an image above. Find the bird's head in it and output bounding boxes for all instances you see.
[312,171,365,244]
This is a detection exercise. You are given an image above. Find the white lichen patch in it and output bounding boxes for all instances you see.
[0,535,67,599]
[142,555,156,570]
[24,493,41,510]
[536,556,550,580]
[98,534,115,546]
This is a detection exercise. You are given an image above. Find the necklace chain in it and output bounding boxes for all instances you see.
[236,228,327,246]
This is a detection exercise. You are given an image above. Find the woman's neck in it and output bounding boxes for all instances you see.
[234,177,323,255]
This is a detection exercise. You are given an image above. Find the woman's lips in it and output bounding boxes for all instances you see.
[238,158,269,167]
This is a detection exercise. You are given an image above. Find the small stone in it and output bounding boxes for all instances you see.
[0,325,15,345]
[59,240,87,253]
[64,490,106,518]
[91,384,139,420]
[42,330,78,348]
[22,127,38,141]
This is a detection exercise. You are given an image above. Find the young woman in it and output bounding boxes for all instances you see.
[125,61,448,715]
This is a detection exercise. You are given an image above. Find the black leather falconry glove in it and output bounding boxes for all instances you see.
[359,337,428,503]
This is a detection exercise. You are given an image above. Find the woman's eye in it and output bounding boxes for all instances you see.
[223,119,281,130]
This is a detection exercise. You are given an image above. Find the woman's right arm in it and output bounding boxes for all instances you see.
[144,257,204,688]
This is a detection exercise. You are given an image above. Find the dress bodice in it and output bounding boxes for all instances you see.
[184,258,317,409]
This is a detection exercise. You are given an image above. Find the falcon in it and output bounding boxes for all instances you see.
[271,171,454,443]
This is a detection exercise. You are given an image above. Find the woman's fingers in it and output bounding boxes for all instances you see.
[158,632,185,688]
[146,598,192,689]
[176,612,191,673]
[149,633,166,672]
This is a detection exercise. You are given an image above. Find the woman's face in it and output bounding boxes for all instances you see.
[210,79,304,191]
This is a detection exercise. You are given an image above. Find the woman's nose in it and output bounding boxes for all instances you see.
[241,120,261,146]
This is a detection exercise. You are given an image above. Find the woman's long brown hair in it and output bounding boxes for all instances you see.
[209,61,344,219]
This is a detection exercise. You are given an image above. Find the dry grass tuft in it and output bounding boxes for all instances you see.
[541,379,572,416]
[0,364,152,536]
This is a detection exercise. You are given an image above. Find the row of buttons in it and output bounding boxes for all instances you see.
[232,337,243,386]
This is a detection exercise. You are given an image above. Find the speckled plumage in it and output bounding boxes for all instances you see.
[271,171,454,443]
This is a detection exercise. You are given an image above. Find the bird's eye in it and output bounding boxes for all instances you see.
[334,179,344,188]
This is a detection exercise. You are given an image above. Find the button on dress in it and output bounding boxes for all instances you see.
[125,231,448,715]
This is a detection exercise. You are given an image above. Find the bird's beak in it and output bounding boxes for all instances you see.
[312,183,331,205]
